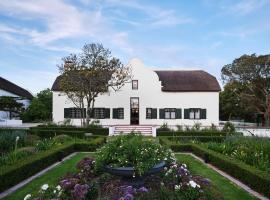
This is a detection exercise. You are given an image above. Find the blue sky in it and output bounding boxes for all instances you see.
[0,0,270,94]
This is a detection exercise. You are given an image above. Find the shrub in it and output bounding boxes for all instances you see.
[35,138,55,151]
[160,136,226,143]
[53,134,73,144]
[157,130,228,137]
[222,122,236,134]
[24,134,40,146]
[157,122,171,131]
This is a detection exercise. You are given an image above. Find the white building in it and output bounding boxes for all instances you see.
[52,59,220,135]
[0,77,33,125]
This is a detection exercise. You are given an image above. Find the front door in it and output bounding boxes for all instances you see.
[130,97,139,125]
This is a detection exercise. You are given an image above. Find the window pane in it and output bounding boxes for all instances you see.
[190,110,195,119]
[132,80,138,89]
[171,111,176,119]
[165,111,170,119]
[131,98,139,108]
[195,109,200,119]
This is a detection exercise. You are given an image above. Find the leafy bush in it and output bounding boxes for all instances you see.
[160,136,226,143]
[0,129,27,154]
[35,138,55,151]
[0,139,106,192]
[53,134,73,144]
[157,130,228,137]
[95,133,174,175]
[166,143,270,198]
[157,122,171,131]
[204,135,270,173]
[24,134,40,146]
[222,122,236,133]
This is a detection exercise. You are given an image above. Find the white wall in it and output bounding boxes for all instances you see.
[53,58,219,126]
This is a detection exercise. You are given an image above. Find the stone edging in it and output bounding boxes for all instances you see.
[176,152,269,200]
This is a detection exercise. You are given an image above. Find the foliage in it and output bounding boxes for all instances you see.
[221,54,270,126]
[58,43,131,125]
[157,130,228,137]
[219,82,255,122]
[157,122,171,131]
[222,122,236,134]
[53,134,73,144]
[166,143,270,198]
[22,89,52,122]
[95,133,174,175]
[0,129,26,154]
[0,96,23,119]
[204,136,270,173]
[26,155,215,200]
[0,140,105,192]
[35,138,55,151]
[191,122,201,131]
[87,119,102,128]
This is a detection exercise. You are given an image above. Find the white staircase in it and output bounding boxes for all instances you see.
[112,125,154,136]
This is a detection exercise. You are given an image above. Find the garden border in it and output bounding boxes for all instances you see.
[169,143,270,199]
[176,152,269,200]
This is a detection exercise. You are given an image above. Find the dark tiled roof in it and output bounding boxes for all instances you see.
[52,70,221,92]
[0,77,33,99]
[154,70,221,92]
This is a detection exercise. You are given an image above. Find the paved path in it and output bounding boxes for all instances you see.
[176,152,269,200]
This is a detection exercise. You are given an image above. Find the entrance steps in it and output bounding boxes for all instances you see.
[113,125,153,136]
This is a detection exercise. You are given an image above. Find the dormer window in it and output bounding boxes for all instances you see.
[132,80,138,90]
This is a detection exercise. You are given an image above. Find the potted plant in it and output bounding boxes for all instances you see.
[95,133,175,186]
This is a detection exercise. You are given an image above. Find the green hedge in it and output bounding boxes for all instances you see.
[0,139,105,192]
[159,136,225,143]
[157,131,228,137]
[172,144,270,198]
[28,127,109,138]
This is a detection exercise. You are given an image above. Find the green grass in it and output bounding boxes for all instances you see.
[3,153,258,200]
[176,154,258,200]
[3,153,93,200]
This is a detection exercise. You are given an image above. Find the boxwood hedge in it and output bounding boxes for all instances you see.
[171,143,270,198]
[157,131,229,137]
[0,138,106,193]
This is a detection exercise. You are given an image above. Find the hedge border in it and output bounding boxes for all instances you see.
[157,131,229,137]
[169,143,270,198]
[0,138,106,193]
[158,136,226,143]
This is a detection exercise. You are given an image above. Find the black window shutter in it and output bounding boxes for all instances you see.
[201,109,207,119]
[105,108,110,119]
[146,108,150,119]
[113,108,118,119]
[159,109,165,119]
[152,108,157,119]
[176,109,182,119]
[64,108,70,118]
[184,109,190,119]
[118,108,124,119]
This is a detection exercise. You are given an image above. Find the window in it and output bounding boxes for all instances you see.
[184,108,207,119]
[146,108,157,119]
[164,108,176,119]
[132,80,138,90]
[64,108,86,119]
[113,108,124,119]
[94,108,105,119]
[130,97,139,108]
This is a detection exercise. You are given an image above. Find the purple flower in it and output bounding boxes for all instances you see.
[72,184,89,200]
[123,193,134,200]
[138,187,148,193]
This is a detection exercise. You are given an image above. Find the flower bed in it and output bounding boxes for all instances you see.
[23,156,219,200]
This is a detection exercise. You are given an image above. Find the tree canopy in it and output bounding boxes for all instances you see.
[0,96,23,119]
[58,43,131,126]
[22,89,52,122]
[221,54,270,126]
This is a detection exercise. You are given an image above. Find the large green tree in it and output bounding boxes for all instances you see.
[221,54,270,126]
[22,89,52,122]
[219,81,255,122]
[0,96,23,119]
[58,43,131,126]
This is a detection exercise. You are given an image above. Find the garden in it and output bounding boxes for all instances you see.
[0,125,269,200]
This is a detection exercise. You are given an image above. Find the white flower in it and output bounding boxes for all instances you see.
[41,184,49,191]
[54,190,56,194]
[174,185,181,190]
[16,136,19,141]
[24,194,31,200]
[182,164,187,168]
[189,180,198,188]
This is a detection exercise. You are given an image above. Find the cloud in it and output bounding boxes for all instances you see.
[228,0,270,15]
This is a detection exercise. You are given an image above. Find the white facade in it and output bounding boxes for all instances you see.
[52,58,220,127]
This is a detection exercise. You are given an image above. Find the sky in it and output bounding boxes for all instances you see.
[0,0,270,95]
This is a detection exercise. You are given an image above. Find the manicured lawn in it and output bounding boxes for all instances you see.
[176,154,258,200]
[3,153,257,200]
[3,153,93,200]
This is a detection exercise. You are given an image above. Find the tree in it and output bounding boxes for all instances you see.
[58,43,131,125]
[221,54,270,126]
[0,96,23,119]
[22,89,52,122]
[219,82,255,122]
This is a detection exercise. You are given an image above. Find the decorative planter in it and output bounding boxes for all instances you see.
[103,161,166,186]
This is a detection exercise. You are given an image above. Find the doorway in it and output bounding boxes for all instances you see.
[130,97,139,125]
